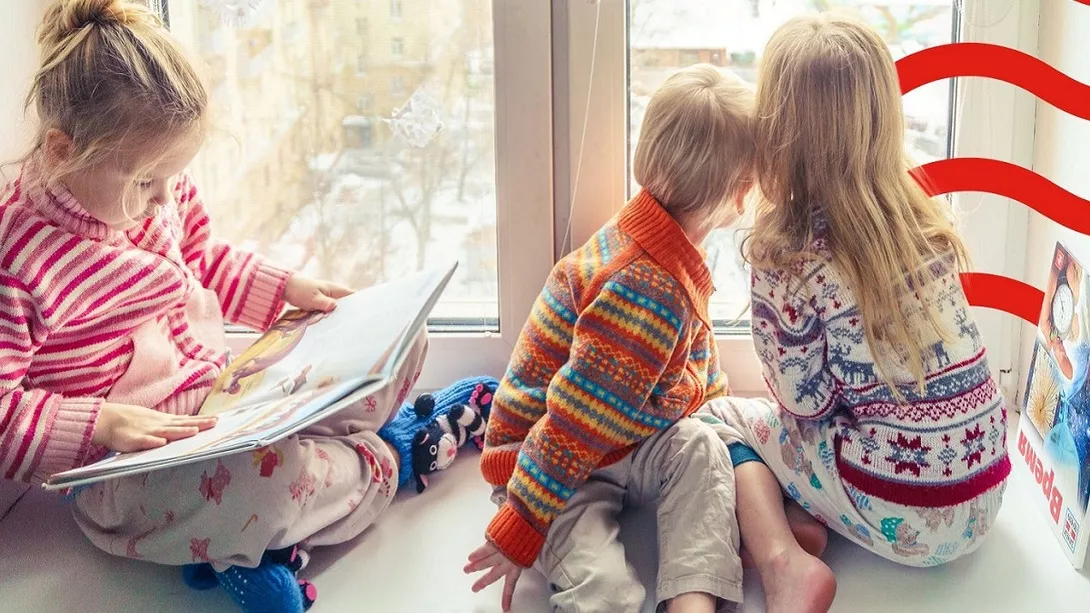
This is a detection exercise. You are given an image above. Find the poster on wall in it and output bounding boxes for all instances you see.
[1017,242,1090,569]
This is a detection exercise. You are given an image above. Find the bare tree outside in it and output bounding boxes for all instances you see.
[166,0,952,327]
[168,0,499,325]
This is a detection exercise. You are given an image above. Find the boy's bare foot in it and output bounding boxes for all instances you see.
[759,548,836,613]
[741,501,828,568]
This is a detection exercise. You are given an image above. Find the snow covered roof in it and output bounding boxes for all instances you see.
[629,0,953,51]
[342,115,375,127]
[630,0,749,50]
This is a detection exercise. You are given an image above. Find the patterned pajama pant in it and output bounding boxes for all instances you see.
[701,396,1006,568]
[71,333,429,570]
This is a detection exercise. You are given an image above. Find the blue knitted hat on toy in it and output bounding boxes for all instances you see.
[378,375,499,489]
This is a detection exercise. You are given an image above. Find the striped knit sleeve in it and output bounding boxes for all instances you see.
[0,274,101,483]
[174,174,291,331]
[485,274,687,567]
[750,263,839,420]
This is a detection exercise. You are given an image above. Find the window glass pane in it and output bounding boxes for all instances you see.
[169,0,499,328]
[628,0,956,324]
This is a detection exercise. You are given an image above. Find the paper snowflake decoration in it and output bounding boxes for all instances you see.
[386,89,445,149]
[201,0,264,27]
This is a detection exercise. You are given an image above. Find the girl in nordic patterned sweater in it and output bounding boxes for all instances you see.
[1,2,492,612]
[702,15,1010,613]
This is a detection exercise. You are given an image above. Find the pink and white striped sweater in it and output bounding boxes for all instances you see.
[0,162,290,484]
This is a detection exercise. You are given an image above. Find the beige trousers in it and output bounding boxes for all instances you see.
[71,333,429,570]
[496,415,743,613]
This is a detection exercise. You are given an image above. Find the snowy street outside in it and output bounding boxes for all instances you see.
[180,0,955,326]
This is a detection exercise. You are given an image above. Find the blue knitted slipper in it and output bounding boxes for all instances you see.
[183,547,315,612]
[377,376,498,490]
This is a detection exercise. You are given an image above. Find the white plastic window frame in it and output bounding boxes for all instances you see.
[163,0,556,391]
[552,0,1040,396]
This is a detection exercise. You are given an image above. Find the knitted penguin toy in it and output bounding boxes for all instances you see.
[410,394,490,492]
[377,376,497,493]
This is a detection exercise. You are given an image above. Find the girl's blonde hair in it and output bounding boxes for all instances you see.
[22,0,207,188]
[745,14,969,391]
[634,64,755,229]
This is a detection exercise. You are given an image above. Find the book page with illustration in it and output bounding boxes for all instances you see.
[199,264,456,416]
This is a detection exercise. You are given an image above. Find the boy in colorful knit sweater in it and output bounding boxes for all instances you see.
[463,65,755,613]
[701,16,1010,613]
[1,3,492,612]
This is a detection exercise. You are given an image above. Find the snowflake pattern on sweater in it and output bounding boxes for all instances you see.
[750,241,1010,507]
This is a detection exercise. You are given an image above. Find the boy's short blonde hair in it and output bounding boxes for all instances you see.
[633,64,755,228]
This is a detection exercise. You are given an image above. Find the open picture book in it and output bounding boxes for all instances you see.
[44,262,458,491]
[1016,242,1090,569]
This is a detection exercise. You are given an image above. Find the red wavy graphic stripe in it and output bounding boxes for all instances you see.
[911,158,1090,234]
[960,273,1044,324]
[896,43,1090,120]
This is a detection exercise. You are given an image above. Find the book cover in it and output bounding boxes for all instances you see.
[1015,242,1090,568]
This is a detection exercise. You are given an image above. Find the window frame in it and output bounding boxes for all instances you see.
[162,0,1040,396]
[552,0,1040,395]
[164,0,555,391]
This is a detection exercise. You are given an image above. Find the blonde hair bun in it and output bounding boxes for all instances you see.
[39,0,157,51]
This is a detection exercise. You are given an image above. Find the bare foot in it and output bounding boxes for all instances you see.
[741,502,829,569]
[759,548,836,613]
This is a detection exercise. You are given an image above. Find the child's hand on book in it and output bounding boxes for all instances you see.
[284,275,353,313]
[92,403,218,453]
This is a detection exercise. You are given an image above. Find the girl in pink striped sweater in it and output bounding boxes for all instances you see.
[1,2,484,611]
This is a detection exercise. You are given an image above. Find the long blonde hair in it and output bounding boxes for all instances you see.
[745,14,969,391]
[19,0,207,199]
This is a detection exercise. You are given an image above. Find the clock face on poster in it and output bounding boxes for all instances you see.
[1053,281,1075,338]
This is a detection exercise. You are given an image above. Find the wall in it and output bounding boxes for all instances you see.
[1019,1,1090,400]
[0,1,45,519]
[0,3,42,165]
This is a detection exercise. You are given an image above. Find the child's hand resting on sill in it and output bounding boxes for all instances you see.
[284,275,353,313]
[464,541,523,612]
[92,403,218,452]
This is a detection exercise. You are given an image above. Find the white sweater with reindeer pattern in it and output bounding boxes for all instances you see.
[749,238,1010,507]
